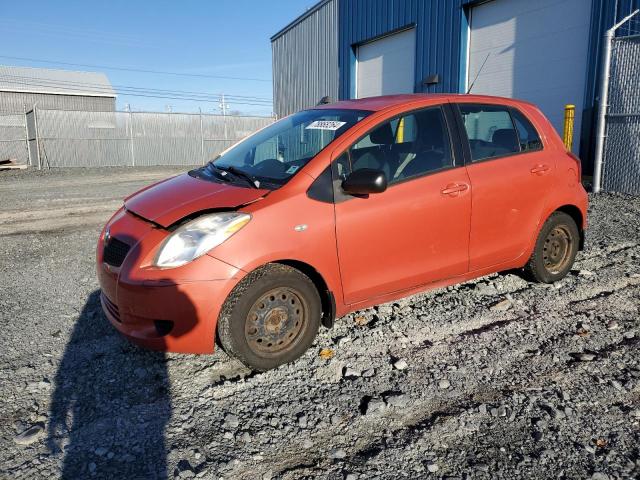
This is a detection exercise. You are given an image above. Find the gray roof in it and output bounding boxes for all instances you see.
[0,65,115,98]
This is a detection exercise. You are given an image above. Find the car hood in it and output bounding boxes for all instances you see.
[124,173,268,227]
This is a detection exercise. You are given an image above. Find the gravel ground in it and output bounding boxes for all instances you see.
[1,167,639,480]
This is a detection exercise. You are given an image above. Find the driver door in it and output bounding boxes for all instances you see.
[333,105,471,305]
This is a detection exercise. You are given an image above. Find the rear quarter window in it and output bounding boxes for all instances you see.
[510,108,543,152]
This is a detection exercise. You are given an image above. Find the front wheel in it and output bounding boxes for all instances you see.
[525,211,580,283]
[217,264,321,371]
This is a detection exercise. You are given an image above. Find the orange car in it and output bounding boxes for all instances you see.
[97,94,588,371]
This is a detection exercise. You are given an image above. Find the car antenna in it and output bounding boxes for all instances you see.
[466,53,491,94]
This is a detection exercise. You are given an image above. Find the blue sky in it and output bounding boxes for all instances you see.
[0,0,315,116]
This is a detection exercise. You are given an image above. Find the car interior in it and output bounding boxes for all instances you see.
[336,108,453,183]
[467,128,520,161]
[459,105,527,161]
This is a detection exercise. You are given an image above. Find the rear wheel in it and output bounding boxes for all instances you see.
[217,264,321,371]
[525,212,579,283]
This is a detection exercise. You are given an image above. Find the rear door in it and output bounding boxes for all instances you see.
[333,105,472,305]
[455,103,555,270]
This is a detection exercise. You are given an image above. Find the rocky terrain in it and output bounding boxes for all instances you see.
[0,167,638,479]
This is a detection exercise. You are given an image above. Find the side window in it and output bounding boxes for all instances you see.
[511,108,543,151]
[459,104,520,162]
[333,106,453,185]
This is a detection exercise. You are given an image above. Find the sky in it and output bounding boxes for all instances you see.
[0,0,315,116]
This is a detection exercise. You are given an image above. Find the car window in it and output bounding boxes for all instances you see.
[511,108,543,151]
[333,106,453,186]
[458,104,520,162]
[191,109,372,189]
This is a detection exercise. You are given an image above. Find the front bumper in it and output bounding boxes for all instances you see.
[96,208,244,354]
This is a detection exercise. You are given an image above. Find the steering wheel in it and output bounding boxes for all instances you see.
[253,158,287,176]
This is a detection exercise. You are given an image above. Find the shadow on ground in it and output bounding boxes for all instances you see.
[47,290,172,479]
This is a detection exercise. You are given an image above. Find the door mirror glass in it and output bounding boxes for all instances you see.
[342,168,388,195]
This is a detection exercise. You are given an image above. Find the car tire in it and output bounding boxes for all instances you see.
[525,211,580,284]
[217,263,321,371]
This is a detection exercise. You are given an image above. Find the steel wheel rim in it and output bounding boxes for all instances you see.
[245,287,308,356]
[543,225,572,274]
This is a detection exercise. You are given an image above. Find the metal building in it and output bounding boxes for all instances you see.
[271,0,339,118]
[0,65,116,113]
[271,0,640,175]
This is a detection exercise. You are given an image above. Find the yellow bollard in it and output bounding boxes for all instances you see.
[563,104,575,151]
[396,117,405,143]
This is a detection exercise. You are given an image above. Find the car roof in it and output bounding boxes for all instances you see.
[313,93,536,112]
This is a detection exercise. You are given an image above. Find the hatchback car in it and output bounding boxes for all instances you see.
[97,94,587,371]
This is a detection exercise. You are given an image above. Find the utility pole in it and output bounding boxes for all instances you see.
[218,94,230,116]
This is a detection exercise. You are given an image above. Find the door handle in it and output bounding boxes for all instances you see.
[530,164,550,175]
[441,183,469,196]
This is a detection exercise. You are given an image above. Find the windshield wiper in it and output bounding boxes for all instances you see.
[202,163,233,182]
[216,165,260,189]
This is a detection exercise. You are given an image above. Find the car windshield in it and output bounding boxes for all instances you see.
[190,108,372,189]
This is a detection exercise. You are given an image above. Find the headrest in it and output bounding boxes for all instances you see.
[492,129,519,150]
[369,123,394,145]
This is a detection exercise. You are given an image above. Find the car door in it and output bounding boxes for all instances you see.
[333,105,472,305]
[455,103,555,271]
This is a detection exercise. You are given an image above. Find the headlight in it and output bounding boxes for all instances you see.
[154,212,251,268]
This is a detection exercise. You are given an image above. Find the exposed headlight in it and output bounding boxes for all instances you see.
[154,212,251,268]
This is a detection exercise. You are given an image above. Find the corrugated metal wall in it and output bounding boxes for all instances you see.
[272,0,639,175]
[338,0,464,100]
[0,91,115,114]
[271,0,339,117]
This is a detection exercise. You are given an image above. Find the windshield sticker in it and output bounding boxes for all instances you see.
[305,120,347,131]
[285,165,300,174]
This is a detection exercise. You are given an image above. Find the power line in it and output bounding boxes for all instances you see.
[0,73,272,103]
[0,80,271,107]
[0,73,273,101]
[0,54,272,83]
[0,73,274,106]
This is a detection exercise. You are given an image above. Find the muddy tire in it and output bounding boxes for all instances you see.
[217,264,321,371]
[525,212,580,283]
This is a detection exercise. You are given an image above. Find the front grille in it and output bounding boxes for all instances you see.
[101,293,121,323]
[103,237,131,267]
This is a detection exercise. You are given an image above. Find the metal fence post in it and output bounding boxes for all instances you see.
[22,105,30,167]
[33,105,42,170]
[129,110,135,167]
[199,108,205,164]
[223,113,228,150]
[592,30,613,193]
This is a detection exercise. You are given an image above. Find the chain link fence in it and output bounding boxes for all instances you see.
[0,114,28,164]
[602,35,640,194]
[1,109,274,168]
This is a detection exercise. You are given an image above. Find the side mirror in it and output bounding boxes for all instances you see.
[342,168,388,196]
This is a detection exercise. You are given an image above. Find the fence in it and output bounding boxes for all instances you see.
[0,113,28,164]
[1,109,275,168]
[601,34,640,194]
